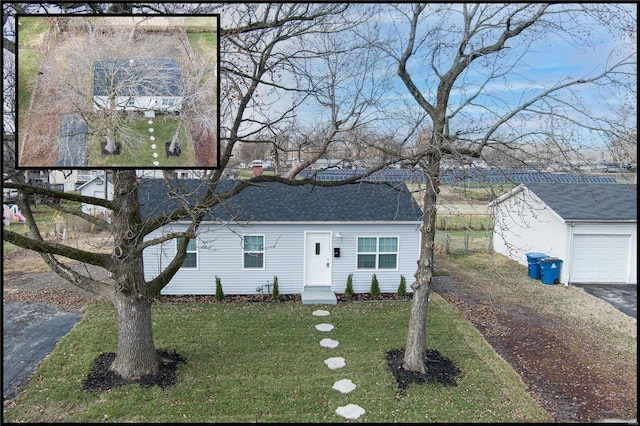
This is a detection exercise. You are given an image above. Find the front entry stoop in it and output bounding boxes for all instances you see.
[301,286,337,305]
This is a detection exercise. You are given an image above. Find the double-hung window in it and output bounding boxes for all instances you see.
[357,237,398,270]
[176,238,197,268]
[243,235,264,269]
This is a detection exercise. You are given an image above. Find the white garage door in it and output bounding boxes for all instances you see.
[571,234,630,283]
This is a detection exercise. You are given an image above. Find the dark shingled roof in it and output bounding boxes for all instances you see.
[93,58,183,97]
[137,179,423,222]
[524,183,637,222]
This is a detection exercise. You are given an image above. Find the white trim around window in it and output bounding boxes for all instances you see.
[243,234,265,270]
[356,236,399,270]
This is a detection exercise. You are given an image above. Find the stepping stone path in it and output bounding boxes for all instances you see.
[311,309,365,420]
[319,338,339,348]
[148,120,160,166]
[333,378,356,394]
[324,357,346,370]
[315,323,334,332]
[335,404,366,420]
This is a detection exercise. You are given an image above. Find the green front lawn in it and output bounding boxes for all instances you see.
[87,116,195,167]
[3,297,550,422]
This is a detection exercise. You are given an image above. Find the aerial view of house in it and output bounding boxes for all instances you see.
[16,15,218,168]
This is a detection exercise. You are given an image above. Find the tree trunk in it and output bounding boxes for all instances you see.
[105,126,118,153]
[403,154,440,373]
[168,123,180,152]
[111,291,159,379]
[108,170,159,380]
[403,275,431,373]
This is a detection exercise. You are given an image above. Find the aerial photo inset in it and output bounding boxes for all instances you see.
[17,15,219,168]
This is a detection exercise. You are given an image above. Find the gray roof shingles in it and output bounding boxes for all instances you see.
[137,179,423,222]
[93,58,183,97]
[524,183,637,222]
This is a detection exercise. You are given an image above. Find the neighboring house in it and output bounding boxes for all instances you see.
[138,169,203,180]
[49,169,104,191]
[489,183,637,285]
[309,158,351,170]
[139,179,423,297]
[93,58,184,113]
[77,174,113,217]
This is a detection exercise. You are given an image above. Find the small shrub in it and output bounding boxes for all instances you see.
[398,275,407,296]
[272,276,279,301]
[370,274,381,297]
[215,276,224,301]
[345,273,354,299]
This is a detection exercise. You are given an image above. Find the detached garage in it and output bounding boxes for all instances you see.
[489,183,637,285]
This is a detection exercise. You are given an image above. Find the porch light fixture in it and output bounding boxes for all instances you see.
[335,232,342,243]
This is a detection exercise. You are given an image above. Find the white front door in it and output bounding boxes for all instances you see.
[304,232,332,287]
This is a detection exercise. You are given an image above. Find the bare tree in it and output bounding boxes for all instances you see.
[2,2,393,383]
[370,3,636,373]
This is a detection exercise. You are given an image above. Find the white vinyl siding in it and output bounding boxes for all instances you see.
[93,95,183,112]
[145,222,420,295]
[492,188,567,267]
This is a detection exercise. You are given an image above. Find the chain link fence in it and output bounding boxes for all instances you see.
[433,212,494,256]
[435,230,494,256]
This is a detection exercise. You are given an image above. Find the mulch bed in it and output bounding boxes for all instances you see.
[385,348,461,391]
[82,349,186,393]
[157,292,412,304]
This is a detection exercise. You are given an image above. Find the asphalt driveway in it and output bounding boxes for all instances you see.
[3,302,80,401]
[56,113,88,167]
[571,283,637,319]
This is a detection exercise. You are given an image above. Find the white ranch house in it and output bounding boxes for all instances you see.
[93,58,184,113]
[139,179,423,303]
[489,183,637,285]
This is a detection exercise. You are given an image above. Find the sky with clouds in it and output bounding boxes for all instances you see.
[288,3,636,153]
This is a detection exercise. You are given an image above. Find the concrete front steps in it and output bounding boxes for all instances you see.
[301,286,337,305]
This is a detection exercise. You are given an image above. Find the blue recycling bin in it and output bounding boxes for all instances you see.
[526,253,548,280]
[539,258,563,285]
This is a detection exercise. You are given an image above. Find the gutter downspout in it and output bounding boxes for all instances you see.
[565,221,575,287]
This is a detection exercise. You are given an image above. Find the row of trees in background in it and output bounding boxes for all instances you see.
[2,3,636,381]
